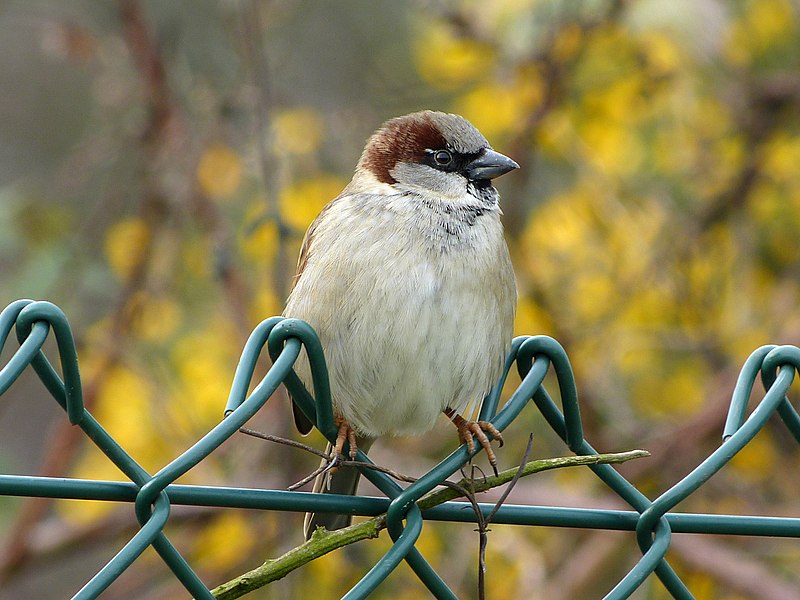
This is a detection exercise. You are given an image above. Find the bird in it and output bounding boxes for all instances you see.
[282,110,518,540]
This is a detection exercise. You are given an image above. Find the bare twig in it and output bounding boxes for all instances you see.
[238,0,294,301]
[211,449,649,599]
[0,0,177,578]
[239,427,330,459]
[287,456,340,491]
[238,426,419,488]
[477,434,535,599]
[486,434,535,525]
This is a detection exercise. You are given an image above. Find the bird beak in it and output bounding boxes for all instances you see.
[465,149,520,181]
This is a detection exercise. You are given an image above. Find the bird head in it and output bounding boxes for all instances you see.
[353,111,519,201]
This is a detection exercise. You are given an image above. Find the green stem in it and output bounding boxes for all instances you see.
[212,450,649,599]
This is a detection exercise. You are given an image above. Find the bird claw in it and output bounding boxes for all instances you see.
[448,411,504,476]
[334,416,359,460]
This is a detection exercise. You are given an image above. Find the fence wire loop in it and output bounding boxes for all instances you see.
[1,299,799,599]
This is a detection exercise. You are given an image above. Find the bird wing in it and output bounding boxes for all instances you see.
[287,194,346,434]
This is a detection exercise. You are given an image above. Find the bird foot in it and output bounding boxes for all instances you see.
[445,409,504,475]
[334,416,359,460]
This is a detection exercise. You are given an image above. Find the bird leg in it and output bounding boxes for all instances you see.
[334,415,359,460]
[444,408,504,475]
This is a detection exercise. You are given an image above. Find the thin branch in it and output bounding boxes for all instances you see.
[476,434,535,599]
[238,427,330,459]
[0,0,176,578]
[238,426,420,488]
[486,434,535,524]
[238,0,295,301]
[287,457,339,491]
[211,449,649,600]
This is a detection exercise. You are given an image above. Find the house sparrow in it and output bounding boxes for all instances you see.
[283,110,518,539]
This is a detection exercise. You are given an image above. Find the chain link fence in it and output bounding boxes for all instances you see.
[1,299,799,599]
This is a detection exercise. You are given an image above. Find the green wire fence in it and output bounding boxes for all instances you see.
[1,298,799,599]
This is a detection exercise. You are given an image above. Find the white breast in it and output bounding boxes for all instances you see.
[284,192,516,437]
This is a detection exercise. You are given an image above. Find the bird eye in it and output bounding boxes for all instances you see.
[433,150,452,166]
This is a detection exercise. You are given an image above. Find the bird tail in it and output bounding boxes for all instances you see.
[303,438,374,541]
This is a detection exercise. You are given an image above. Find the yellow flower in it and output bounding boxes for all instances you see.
[279,175,347,231]
[724,0,796,65]
[453,72,542,140]
[273,107,325,155]
[730,431,779,482]
[250,286,281,324]
[239,198,278,266]
[414,22,494,90]
[104,217,150,280]
[193,513,256,571]
[641,31,681,76]
[169,319,239,433]
[129,292,183,342]
[197,143,243,200]
[762,133,800,184]
[581,120,644,176]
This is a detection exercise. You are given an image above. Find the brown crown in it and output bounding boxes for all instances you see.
[360,113,447,184]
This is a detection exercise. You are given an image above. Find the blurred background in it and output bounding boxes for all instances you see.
[1,0,800,598]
